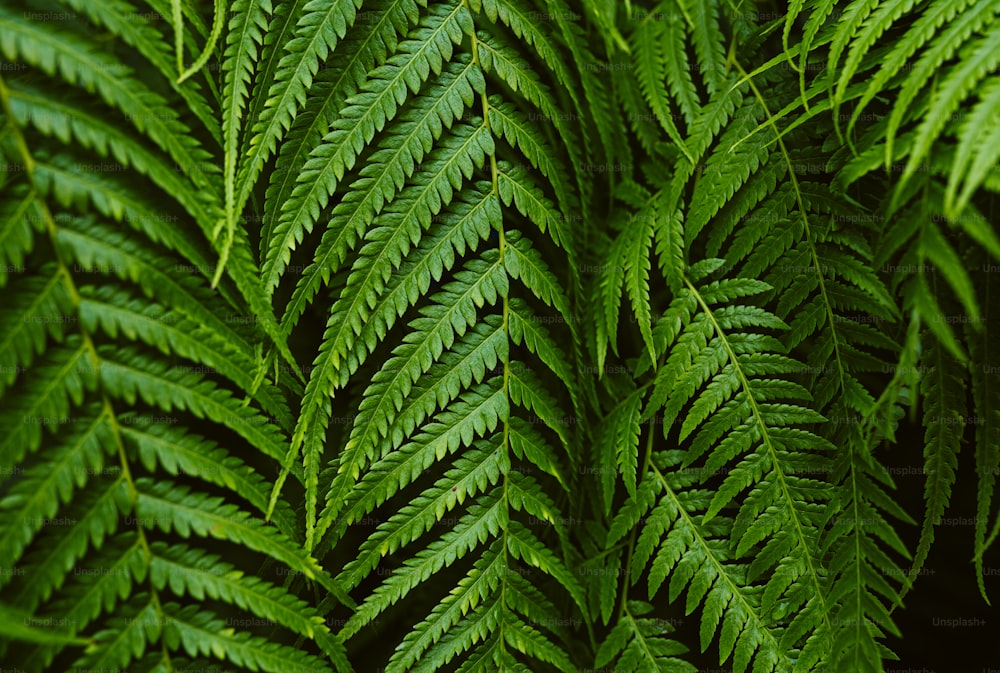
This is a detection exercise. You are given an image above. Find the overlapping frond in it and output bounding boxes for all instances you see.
[212,0,606,669]
[584,4,952,671]
[0,3,349,670]
[792,0,1000,219]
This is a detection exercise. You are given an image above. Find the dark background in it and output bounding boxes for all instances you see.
[885,420,998,673]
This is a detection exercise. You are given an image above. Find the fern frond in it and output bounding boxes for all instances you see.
[55,0,221,139]
[262,0,423,252]
[6,86,214,238]
[474,31,587,209]
[79,285,291,428]
[969,253,1000,601]
[0,407,114,568]
[220,0,271,236]
[685,0,728,96]
[135,479,350,603]
[822,0,1000,219]
[148,542,348,664]
[0,340,96,470]
[907,339,965,588]
[236,0,364,219]
[597,262,837,673]
[144,602,337,673]
[53,219,246,349]
[17,534,145,670]
[486,98,574,217]
[317,253,507,537]
[0,187,40,287]
[0,7,220,229]
[123,422,298,538]
[607,454,796,673]
[899,24,1000,194]
[631,14,691,159]
[469,0,585,118]
[595,601,696,673]
[96,345,290,466]
[262,3,472,291]
[5,476,128,609]
[279,61,486,332]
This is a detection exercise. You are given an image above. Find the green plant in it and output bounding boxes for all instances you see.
[0,1,997,672]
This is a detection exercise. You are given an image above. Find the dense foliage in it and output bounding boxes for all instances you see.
[1,0,998,672]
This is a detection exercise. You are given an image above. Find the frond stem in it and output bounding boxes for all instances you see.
[731,58,851,400]
[0,72,172,666]
[683,274,832,633]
